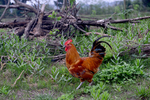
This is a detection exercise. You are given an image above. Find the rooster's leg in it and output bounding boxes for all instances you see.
[88,81,93,86]
[76,82,84,90]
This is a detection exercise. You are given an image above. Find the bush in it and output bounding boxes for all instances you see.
[93,59,144,84]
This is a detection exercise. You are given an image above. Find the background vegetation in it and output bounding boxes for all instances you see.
[1,0,150,18]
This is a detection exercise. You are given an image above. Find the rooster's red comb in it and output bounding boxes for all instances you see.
[65,39,72,45]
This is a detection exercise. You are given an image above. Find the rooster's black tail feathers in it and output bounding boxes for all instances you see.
[90,36,112,58]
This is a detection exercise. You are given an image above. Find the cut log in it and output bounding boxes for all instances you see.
[33,4,46,37]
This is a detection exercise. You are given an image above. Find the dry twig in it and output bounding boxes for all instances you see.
[0,62,6,70]
[12,70,24,87]
[0,0,10,21]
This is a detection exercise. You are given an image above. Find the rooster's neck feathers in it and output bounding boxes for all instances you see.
[66,44,80,64]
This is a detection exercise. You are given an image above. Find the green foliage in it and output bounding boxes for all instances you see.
[117,9,134,19]
[49,66,72,83]
[84,82,111,100]
[70,0,75,7]
[115,6,121,13]
[48,11,61,37]
[58,93,74,100]
[0,12,150,100]
[0,29,62,77]
[112,84,122,92]
[133,4,140,10]
[48,11,61,22]
[93,55,144,84]
[136,86,150,99]
[92,10,96,15]
[54,0,75,9]
[0,86,11,95]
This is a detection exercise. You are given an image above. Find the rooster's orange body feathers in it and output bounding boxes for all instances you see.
[65,36,112,89]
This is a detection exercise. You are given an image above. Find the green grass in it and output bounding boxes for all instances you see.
[0,15,150,100]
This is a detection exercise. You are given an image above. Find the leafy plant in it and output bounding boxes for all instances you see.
[84,82,111,100]
[49,66,72,83]
[0,86,11,95]
[99,91,111,100]
[35,94,54,100]
[94,59,144,84]
[136,86,150,99]
[57,93,74,100]
[0,31,53,76]
[49,66,60,82]
[112,84,122,92]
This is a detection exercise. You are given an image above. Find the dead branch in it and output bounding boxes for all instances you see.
[110,16,150,23]
[0,21,29,28]
[0,62,6,70]
[34,4,46,37]
[12,70,24,87]
[73,24,87,33]
[50,54,66,62]
[119,44,150,58]
[14,0,38,14]
[16,27,25,38]
[0,5,20,8]
[106,25,126,31]
[0,0,10,22]
[143,28,150,35]
[24,18,37,39]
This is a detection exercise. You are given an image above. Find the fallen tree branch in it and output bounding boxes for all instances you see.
[106,25,126,31]
[12,70,24,87]
[34,4,46,37]
[0,21,29,28]
[14,0,38,14]
[50,54,66,62]
[0,5,20,8]
[119,44,150,58]
[73,24,87,33]
[24,18,37,39]
[143,28,150,35]
[110,16,150,23]
[0,0,10,22]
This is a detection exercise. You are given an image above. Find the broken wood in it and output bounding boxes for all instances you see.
[24,18,37,39]
[14,0,38,14]
[0,21,29,28]
[0,0,10,22]
[119,44,150,58]
[110,16,150,23]
[12,70,24,88]
[0,62,6,70]
[33,4,46,37]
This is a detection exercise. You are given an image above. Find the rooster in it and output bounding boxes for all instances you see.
[64,36,112,89]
